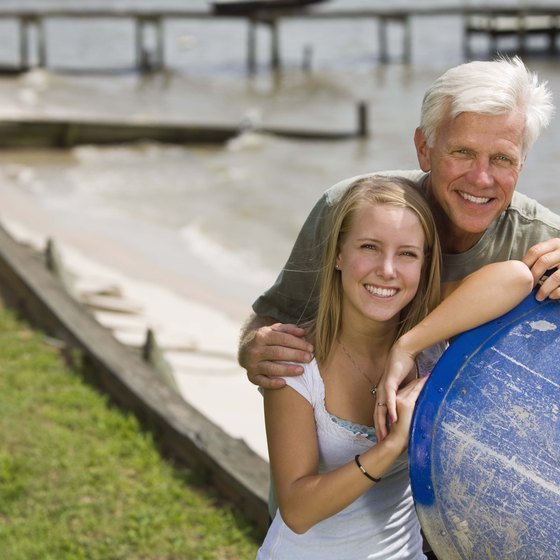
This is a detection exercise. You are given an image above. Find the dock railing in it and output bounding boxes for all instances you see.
[1,4,560,74]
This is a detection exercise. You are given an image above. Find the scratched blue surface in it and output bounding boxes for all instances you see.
[410,291,560,560]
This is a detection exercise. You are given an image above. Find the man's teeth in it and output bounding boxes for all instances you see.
[366,286,397,297]
[460,192,490,204]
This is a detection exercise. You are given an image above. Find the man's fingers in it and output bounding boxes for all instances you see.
[522,238,560,267]
[523,240,560,287]
[249,373,287,390]
[535,268,560,301]
[248,343,312,366]
[247,361,304,386]
[255,323,314,354]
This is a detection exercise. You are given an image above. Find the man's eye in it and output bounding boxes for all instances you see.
[494,155,514,165]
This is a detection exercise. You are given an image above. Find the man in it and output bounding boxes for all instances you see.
[239,57,560,394]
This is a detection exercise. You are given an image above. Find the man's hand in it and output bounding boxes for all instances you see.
[238,314,313,389]
[523,238,560,300]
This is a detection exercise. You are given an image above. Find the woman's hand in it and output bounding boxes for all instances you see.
[374,343,417,442]
[384,375,428,446]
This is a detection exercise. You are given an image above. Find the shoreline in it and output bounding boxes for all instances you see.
[0,177,269,460]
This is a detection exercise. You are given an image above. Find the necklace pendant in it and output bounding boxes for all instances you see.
[370,385,378,397]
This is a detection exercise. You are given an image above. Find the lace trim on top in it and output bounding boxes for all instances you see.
[329,414,376,443]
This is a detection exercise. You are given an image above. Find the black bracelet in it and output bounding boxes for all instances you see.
[354,454,381,483]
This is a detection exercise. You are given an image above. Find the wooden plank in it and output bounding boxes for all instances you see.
[210,0,327,16]
[466,14,559,35]
[81,294,144,315]
[0,118,364,147]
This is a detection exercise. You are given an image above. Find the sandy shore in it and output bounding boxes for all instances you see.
[0,176,269,461]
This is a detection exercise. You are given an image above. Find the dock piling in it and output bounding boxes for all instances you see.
[357,101,369,138]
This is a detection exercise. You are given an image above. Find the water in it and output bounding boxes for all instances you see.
[0,0,559,457]
[1,0,559,326]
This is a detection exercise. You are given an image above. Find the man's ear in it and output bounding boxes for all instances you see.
[414,127,431,172]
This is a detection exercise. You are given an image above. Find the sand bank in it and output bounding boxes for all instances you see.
[0,176,269,460]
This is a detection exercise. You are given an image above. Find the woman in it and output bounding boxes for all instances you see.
[258,175,533,559]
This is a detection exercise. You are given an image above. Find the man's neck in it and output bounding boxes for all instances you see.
[437,216,484,254]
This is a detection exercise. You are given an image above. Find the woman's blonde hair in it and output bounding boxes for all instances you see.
[307,175,442,363]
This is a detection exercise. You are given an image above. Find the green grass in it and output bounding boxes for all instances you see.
[0,304,260,559]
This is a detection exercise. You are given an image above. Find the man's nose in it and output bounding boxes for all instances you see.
[467,158,494,187]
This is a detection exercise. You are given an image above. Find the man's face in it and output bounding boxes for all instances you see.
[415,110,525,253]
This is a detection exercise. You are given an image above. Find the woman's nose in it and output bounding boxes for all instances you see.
[377,256,396,278]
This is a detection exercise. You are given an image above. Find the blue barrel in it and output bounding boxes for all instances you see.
[410,290,560,560]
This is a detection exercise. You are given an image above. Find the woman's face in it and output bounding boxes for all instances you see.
[336,203,425,327]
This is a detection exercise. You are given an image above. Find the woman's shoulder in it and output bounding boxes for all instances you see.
[284,357,321,389]
[273,358,324,406]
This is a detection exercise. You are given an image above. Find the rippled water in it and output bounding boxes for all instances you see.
[0,0,559,315]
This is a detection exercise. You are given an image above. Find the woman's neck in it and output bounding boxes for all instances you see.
[337,325,397,363]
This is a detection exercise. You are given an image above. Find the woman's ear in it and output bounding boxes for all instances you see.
[335,254,342,270]
[414,127,431,172]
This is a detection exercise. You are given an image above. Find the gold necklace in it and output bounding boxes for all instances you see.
[340,343,378,397]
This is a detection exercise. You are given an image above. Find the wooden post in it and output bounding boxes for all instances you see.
[463,17,472,60]
[19,17,30,70]
[247,18,257,74]
[45,237,75,296]
[302,44,313,71]
[378,17,388,63]
[37,17,46,68]
[357,101,369,138]
[268,18,280,71]
[142,328,178,392]
[155,17,165,70]
[547,25,556,54]
[402,16,411,63]
[490,13,498,54]
[135,17,143,71]
[518,13,527,56]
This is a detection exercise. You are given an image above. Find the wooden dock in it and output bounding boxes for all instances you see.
[0,4,558,73]
[465,11,560,57]
[0,101,369,147]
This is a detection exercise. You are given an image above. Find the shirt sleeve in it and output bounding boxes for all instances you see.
[258,363,315,405]
[251,189,332,324]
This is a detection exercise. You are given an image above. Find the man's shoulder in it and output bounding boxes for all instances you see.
[324,169,426,205]
[510,192,560,229]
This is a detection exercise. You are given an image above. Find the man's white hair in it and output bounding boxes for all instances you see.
[420,56,554,155]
